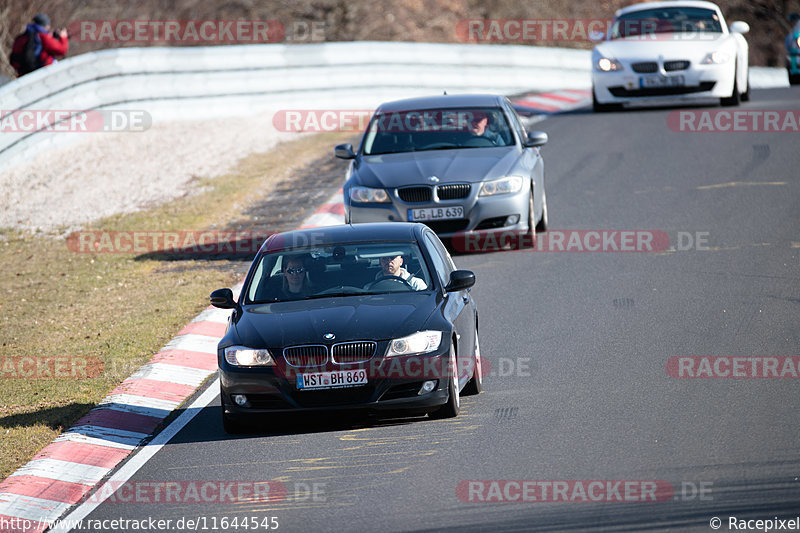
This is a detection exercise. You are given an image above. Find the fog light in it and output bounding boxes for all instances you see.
[505,215,520,226]
[418,380,437,395]
[233,394,248,406]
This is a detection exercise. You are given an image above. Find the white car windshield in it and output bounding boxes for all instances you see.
[362,107,514,155]
[611,7,723,39]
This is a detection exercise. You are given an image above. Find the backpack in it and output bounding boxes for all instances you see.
[10,28,41,75]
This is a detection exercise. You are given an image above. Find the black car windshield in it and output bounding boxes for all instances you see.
[611,7,723,39]
[362,107,514,155]
[245,242,434,304]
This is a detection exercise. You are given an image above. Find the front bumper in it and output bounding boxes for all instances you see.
[593,62,734,105]
[219,350,454,419]
[346,185,530,238]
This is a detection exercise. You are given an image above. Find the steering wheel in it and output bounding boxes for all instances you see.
[364,275,414,291]
[463,136,495,147]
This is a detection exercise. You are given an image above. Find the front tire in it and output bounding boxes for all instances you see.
[525,190,537,248]
[721,67,741,106]
[536,186,548,233]
[462,328,483,396]
[429,345,460,419]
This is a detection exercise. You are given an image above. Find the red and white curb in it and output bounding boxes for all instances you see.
[0,88,583,533]
[510,88,592,124]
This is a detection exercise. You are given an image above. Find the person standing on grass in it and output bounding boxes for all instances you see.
[9,13,69,77]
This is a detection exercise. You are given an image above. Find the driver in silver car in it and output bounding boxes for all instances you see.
[467,110,503,146]
[376,251,427,290]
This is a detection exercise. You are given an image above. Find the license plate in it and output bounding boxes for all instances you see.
[640,75,685,88]
[408,206,464,221]
[296,369,368,390]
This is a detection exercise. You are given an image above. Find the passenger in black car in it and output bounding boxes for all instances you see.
[281,255,312,299]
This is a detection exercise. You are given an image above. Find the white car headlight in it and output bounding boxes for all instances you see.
[349,186,391,203]
[386,331,442,357]
[224,346,274,366]
[596,57,624,72]
[701,51,730,64]
[479,176,524,196]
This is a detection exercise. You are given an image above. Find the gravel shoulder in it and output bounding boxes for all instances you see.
[0,111,299,234]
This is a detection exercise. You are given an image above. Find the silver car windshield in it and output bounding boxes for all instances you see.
[611,7,723,39]
[362,107,514,155]
[246,243,433,304]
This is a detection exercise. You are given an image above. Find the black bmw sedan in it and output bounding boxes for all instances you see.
[210,223,482,433]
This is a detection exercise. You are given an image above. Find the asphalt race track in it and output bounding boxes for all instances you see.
[71,87,800,532]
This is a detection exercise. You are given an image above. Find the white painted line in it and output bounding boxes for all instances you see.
[98,394,180,413]
[54,432,135,451]
[8,459,108,486]
[128,363,213,387]
[162,333,220,355]
[58,426,148,449]
[53,378,221,532]
[0,493,73,522]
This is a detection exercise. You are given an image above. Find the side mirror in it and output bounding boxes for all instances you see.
[445,270,476,292]
[729,21,750,34]
[524,130,548,148]
[210,288,237,309]
[334,143,356,159]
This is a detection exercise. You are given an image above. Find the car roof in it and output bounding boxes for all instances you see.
[615,0,722,17]
[260,222,426,253]
[375,93,507,113]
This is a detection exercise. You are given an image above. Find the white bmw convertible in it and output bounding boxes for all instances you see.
[592,0,750,111]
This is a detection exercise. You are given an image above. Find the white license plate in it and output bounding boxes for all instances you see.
[296,369,368,390]
[408,206,464,221]
[640,75,685,88]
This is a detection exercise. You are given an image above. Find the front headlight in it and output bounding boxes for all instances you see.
[479,176,524,196]
[596,57,624,72]
[701,51,730,64]
[224,346,274,366]
[349,186,391,203]
[386,331,443,357]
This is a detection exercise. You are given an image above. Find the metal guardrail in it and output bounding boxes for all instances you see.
[0,42,591,169]
[0,42,789,170]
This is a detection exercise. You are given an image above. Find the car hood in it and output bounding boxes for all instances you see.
[596,34,732,59]
[231,292,437,348]
[354,147,520,188]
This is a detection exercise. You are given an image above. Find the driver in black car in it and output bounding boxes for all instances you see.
[376,252,427,290]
